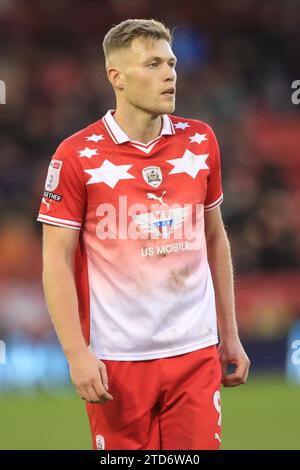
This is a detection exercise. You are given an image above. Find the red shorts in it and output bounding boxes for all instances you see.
[85,344,222,450]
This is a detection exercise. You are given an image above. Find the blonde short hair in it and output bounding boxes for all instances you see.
[103,18,173,61]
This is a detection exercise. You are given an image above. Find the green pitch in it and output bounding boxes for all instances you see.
[0,374,298,450]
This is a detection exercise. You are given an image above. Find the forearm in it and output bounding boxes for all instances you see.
[206,232,238,340]
[42,257,88,360]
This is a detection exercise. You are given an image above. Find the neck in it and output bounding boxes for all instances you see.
[113,104,163,144]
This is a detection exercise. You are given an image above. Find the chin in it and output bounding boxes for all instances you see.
[152,102,176,115]
[164,102,175,114]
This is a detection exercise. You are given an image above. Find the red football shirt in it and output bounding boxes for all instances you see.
[37,109,223,360]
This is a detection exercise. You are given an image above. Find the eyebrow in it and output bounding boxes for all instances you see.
[144,56,177,64]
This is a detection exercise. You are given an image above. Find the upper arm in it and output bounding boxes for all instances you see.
[37,140,86,230]
[203,125,223,211]
[37,140,86,265]
[204,206,227,243]
[42,223,80,265]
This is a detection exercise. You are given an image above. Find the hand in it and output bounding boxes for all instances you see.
[218,337,250,387]
[68,348,114,403]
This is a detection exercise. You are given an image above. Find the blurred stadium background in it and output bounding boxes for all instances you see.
[0,0,299,450]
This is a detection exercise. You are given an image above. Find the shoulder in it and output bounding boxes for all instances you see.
[168,114,217,138]
[52,118,105,160]
[62,118,104,149]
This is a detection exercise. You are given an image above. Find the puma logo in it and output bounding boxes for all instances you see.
[42,197,52,212]
[147,190,166,205]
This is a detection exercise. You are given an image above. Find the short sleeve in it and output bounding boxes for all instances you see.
[204,125,223,211]
[37,140,86,230]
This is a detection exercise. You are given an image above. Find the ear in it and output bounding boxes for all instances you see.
[106,66,124,90]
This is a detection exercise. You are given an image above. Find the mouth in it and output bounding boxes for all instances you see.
[161,88,175,97]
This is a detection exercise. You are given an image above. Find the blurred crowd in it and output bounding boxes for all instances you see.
[0,0,299,342]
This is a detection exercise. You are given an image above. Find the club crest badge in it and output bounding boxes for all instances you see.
[45,159,63,191]
[96,435,105,450]
[142,166,162,188]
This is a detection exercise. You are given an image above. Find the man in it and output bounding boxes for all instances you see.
[37,18,250,450]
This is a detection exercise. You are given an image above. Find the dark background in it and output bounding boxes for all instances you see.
[0,0,299,449]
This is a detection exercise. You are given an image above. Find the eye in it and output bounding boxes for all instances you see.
[148,62,158,68]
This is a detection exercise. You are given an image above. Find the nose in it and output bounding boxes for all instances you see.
[164,65,176,83]
[164,64,177,85]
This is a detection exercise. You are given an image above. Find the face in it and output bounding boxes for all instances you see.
[107,37,177,115]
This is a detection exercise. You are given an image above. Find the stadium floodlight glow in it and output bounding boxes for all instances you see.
[0,340,6,365]
[0,80,6,104]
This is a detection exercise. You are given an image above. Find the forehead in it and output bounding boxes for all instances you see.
[128,37,175,61]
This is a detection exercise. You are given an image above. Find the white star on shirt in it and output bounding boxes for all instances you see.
[167,149,209,179]
[189,133,207,144]
[84,159,135,188]
[78,147,99,159]
[86,134,104,143]
[174,121,190,130]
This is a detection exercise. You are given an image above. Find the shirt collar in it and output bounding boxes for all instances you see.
[102,109,175,145]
